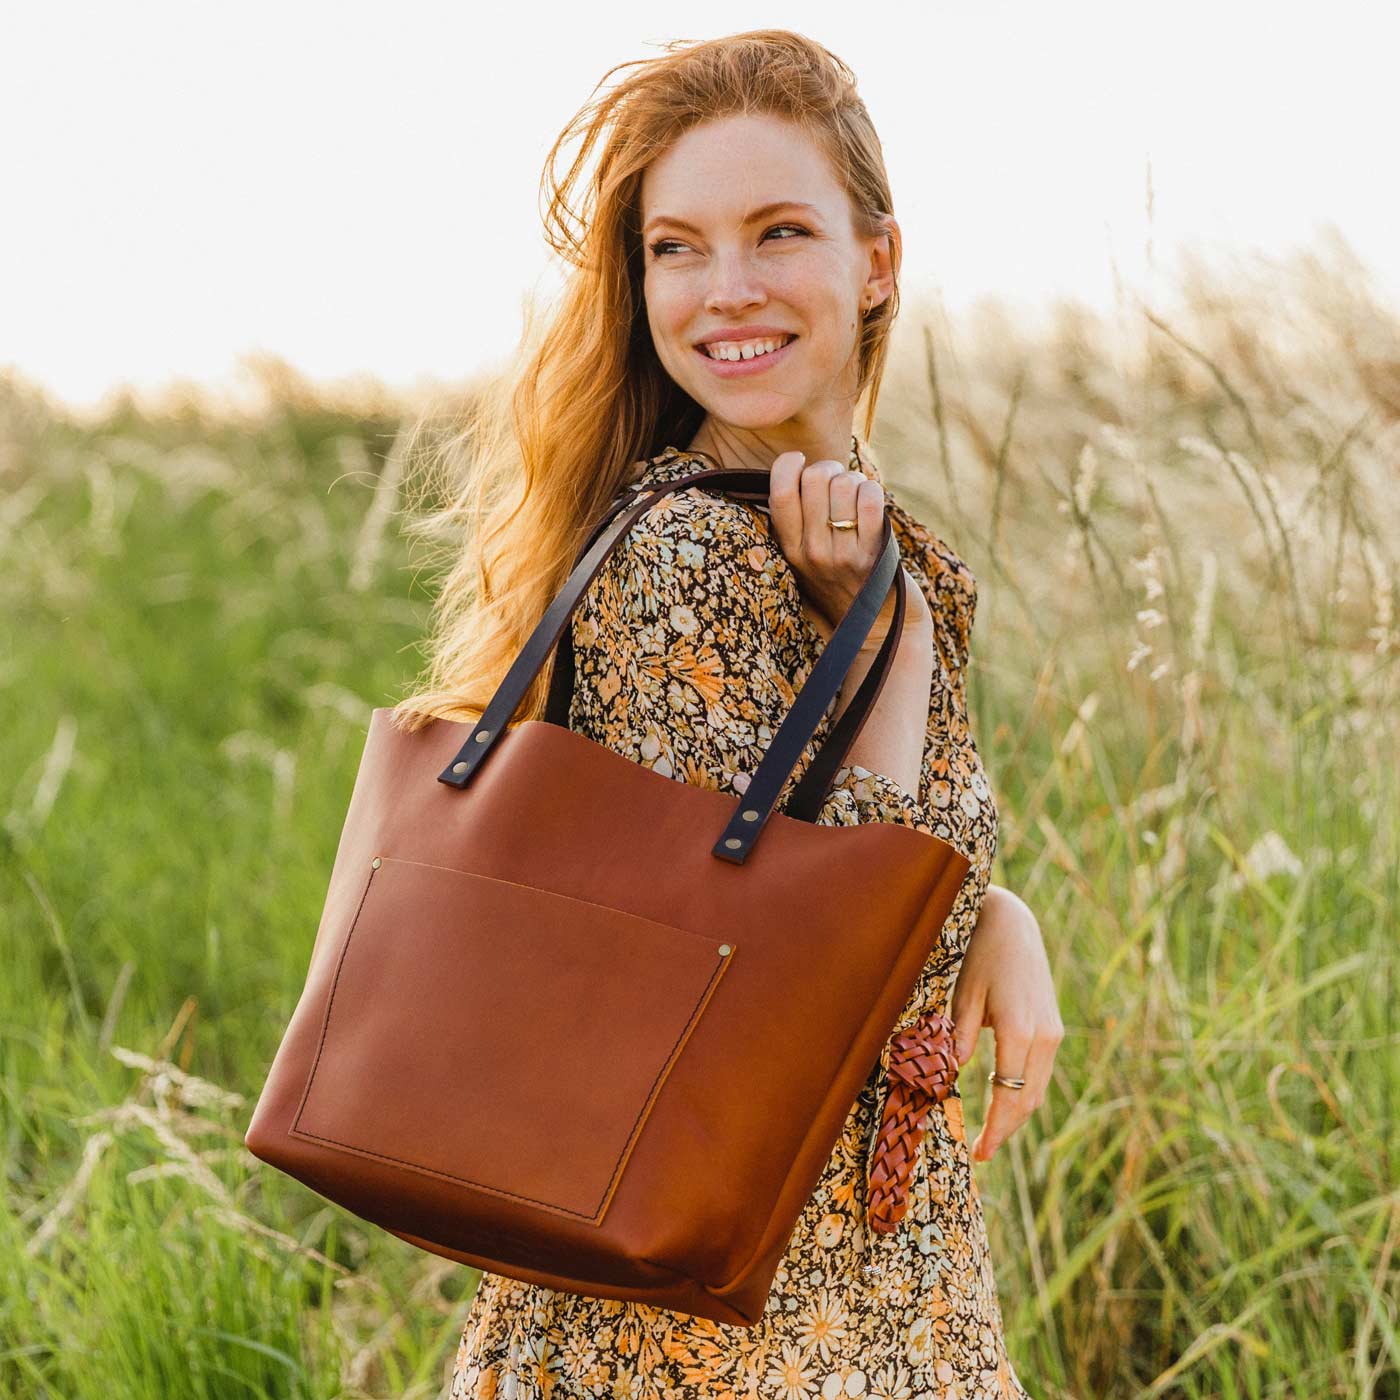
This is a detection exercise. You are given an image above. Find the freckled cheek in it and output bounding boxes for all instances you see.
[644,281,702,362]
[768,267,847,336]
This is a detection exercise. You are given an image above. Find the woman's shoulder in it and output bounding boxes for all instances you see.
[881,485,978,673]
[883,484,975,592]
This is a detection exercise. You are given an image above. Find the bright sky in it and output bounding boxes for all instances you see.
[3,1,1396,414]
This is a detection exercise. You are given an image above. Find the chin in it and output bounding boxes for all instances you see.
[687,395,807,433]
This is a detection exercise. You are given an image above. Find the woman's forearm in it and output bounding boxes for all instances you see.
[827,622,934,800]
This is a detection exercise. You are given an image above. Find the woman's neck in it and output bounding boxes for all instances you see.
[683,425,862,473]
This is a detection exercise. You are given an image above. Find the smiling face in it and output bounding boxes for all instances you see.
[639,111,894,458]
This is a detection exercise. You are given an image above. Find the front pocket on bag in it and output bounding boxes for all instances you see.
[291,856,734,1221]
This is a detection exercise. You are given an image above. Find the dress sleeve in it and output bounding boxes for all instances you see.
[815,763,937,837]
[567,487,939,836]
[883,487,978,687]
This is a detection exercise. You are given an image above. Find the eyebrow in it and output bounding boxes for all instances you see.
[641,200,822,238]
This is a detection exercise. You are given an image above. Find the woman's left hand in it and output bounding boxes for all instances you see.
[950,886,1064,1161]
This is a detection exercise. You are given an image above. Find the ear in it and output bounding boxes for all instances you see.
[861,214,899,312]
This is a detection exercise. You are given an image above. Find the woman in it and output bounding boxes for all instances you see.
[393,29,1062,1400]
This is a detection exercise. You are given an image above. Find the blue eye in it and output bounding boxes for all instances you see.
[648,224,810,258]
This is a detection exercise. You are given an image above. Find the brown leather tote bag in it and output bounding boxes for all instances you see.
[243,466,971,1328]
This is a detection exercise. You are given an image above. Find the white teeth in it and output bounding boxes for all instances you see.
[701,335,793,361]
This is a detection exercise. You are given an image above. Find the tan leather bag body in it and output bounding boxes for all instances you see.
[243,466,970,1328]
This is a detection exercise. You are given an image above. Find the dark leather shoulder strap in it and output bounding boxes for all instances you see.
[438,468,908,864]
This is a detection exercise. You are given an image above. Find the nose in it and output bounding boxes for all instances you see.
[704,249,766,317]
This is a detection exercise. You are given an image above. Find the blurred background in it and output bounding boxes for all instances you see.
[3,4,1398,1398]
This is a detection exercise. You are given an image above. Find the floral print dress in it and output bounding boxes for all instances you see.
[449,437,1030,1400]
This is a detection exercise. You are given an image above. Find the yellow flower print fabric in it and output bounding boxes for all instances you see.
[449,440,1030,1399]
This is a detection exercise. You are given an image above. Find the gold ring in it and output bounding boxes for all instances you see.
[988,1071,1026,1090]
[828,518,857,530]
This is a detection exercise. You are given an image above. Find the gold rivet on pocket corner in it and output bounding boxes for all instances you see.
[718,943,732,956]
[371,857,382,869]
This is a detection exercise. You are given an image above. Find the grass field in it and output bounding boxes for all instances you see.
[3,242,1397,1398]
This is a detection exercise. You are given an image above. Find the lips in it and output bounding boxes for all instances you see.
[693,333,799,378]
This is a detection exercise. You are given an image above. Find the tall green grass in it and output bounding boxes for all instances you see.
[2,245,1397,1397]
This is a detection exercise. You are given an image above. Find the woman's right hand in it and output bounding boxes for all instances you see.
[767,449,933,650]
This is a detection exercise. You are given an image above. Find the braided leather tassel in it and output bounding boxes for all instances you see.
[866,1011,959,1233]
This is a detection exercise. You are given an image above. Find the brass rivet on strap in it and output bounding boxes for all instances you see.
[452,761,468,773]
[724,837,742,850]
[718,943,732,956]
[741,808,759,822]
[371,857,381,869]
[474,730,491,743]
